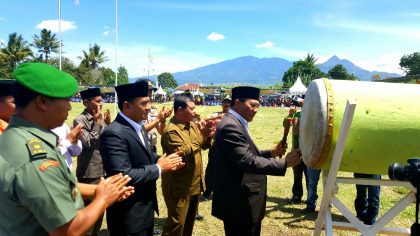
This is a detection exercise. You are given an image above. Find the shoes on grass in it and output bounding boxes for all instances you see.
[287,196,303,204]
[302,207,315,214]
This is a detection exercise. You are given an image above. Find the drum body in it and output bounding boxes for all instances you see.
[300,78,420,174]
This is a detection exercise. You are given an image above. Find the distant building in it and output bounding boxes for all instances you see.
[176,82,201,92]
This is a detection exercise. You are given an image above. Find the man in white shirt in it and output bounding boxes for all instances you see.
[51,123,83,170]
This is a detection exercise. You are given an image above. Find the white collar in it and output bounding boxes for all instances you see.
[119,112,143,133]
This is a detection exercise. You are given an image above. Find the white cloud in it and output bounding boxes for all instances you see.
[36,20,77,33]
[256,41,274,48]
[351,53,403,74]
[207,32,225,41]
[74,0,80,5]
[102,26,110,36]
[316,52,403,74]
[63,41,223,78]
[313,15,420,40]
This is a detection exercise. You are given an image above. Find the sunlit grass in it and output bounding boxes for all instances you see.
[68,102,415,236]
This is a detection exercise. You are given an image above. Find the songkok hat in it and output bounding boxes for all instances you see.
[222,94,232,101]
[115,81,149,102]
[231,86,260,101]
[0,80,15,97]
[12,62,78,98]
[135,78,157,91]
[80,87,101,100]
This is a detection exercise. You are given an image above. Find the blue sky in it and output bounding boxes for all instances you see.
[1,0,419,78]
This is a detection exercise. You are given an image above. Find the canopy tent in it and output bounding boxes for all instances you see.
[289,76,307,95]
[153,85,167,103]
[155,86,166,96]
[192,89,204,97]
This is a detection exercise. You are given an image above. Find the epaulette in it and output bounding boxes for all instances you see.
[26,138,48,159]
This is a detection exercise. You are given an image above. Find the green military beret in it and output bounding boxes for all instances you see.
[12,62,78,98]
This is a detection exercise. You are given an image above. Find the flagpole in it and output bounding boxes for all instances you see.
[114,0,118,116]
[58,0,62,70]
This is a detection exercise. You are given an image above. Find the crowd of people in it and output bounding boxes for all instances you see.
[0,62,381,236]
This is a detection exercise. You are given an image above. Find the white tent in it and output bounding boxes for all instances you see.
[289,76,307,95]
[153,86,167,102]
[192,89,204,97]
[155,86,166,96]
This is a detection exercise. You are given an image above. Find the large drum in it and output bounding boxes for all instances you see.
[300,78,420,174]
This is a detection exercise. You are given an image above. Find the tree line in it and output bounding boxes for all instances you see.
[282,52,420,87]
[0,29,128,86]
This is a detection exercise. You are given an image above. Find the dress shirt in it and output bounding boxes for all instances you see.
[119,112,146,146]
[119,112,161,175]
[51,124,83,170]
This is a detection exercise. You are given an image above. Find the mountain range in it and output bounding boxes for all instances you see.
[131,55,401,85]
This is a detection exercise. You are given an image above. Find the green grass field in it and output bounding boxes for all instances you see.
[67,102,415,236]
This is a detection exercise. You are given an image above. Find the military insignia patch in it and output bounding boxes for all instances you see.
[38,160,60,172]
[26,138,48,156]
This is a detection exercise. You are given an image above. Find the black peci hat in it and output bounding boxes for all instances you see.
[80,87,101,100]
[0,80,15,97]
[115,81,149,102]
[135,78,157,91]
[231,86,260,101]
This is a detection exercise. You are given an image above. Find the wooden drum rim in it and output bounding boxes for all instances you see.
[313,78,334,168]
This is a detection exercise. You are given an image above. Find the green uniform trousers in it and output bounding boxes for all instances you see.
[162,194,199,236]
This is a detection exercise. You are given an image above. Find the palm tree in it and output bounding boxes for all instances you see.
[78,43,108,69]
[302,53,318,66]
[32,29,59,62]
[0,32,33,72]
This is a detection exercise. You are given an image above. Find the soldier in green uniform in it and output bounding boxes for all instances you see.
[0,62,134,236]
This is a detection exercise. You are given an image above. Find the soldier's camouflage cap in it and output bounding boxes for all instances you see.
[12,62,78,98]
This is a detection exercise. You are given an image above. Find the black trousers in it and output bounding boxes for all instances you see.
[291,161,307,199]
[223,221,262,236]
[204,147,216,197]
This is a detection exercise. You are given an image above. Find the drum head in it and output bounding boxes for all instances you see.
[300,79,329,168]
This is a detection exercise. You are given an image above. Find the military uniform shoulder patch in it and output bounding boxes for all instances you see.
[38,160,60,172]
[26,138,48,157]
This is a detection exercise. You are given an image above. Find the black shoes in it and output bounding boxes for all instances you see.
[195,214,204,221]
[287,196,303,204]
[200,194,212,202]
[302,207,315,214]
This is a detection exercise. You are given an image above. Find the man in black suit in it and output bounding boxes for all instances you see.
[100,81,184,236]
[211,86,301,236]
